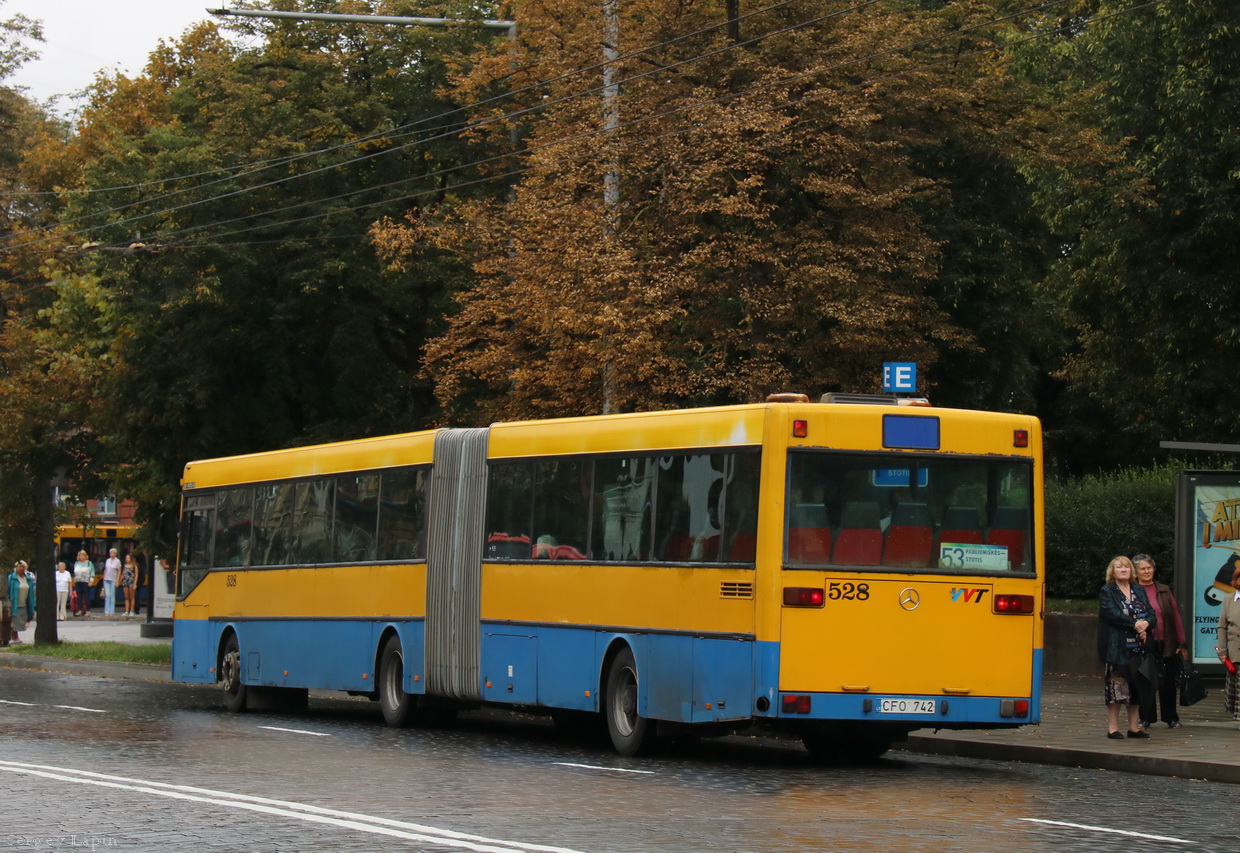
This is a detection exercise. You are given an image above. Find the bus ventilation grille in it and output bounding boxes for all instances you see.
[720,581,754,599]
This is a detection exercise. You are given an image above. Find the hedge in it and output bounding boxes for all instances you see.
[1044,462,1179,599]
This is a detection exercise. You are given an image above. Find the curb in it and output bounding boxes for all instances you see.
[2,653,172,682]
[902,734,1240,785]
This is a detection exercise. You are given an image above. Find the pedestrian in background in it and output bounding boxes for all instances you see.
[1216,561,1240,722]
[1098,555,1156,739]
[72,550,95,617]
[1134,553,1188,728]
[8,560,35,644]
[120,553,138,617]
[54,561,71,621]
[102,547,121,616]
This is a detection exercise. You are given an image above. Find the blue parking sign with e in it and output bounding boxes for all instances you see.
[883,362,917,393]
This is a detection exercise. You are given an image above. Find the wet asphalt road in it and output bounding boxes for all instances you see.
[1,668,1237,852]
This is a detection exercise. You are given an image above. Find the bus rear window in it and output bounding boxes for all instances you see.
[786,451,1033,573]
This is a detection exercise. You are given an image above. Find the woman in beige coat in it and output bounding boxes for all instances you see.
[1216,562,1240,720]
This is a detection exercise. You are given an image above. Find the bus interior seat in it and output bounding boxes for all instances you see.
[787,503,831,564]
[938,505,984,546]
[986,506,1028,570]
[661,534,695,562]
[788,527,832,564]
[833,501,882,565]
[729,532,756,562]
[882,501,934,567]
[486,532,532,559]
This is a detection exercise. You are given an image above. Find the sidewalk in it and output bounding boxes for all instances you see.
[3,620,1238,782]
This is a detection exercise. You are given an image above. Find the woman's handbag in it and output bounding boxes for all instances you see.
[1179,664,1208,706]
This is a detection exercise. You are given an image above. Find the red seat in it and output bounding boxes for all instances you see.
[788,527,832,564]
[729,533,756,561]
[882,502,934,567]
[937,505,984,550]
[833,502,882,566]
[662,534,695,562]
[987,506,1028,570]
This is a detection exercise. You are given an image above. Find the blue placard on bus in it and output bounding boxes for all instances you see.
[882,362,917,393]
[872,467,930,488]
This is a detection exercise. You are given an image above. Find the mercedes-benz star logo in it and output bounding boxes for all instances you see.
[898,587,920,611]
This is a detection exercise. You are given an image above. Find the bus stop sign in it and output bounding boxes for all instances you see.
[883,363,917,393]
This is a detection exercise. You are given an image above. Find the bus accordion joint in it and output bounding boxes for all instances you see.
[782,587,824,607]
[993,594,1036,614]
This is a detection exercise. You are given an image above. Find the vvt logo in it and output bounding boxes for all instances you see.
[951,588,990,604]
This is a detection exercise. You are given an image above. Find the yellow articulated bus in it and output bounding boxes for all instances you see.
[172,394,1043,759]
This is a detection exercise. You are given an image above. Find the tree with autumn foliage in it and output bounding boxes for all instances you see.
[22,4,508,529]
[374,0,1070,424]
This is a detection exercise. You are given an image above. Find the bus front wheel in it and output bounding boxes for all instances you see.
[220,636,248,713]
[379,635,415,727]
[605,647,653,756]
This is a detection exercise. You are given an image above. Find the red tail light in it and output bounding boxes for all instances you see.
[792,419,808,438]
[781,694,812,714]
[783,587,825,607]
[993,594,1035,614]
[1013,429,1029,448]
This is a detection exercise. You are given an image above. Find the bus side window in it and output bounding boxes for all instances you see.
[486,463,534,559]
[533,459,590,560]
[594,457,652,562]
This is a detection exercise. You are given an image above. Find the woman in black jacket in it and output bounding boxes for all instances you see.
[1098,555,1156,739]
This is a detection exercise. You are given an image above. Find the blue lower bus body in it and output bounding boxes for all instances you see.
[172,619,1041,729]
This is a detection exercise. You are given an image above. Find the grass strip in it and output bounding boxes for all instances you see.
[3,640,171,666]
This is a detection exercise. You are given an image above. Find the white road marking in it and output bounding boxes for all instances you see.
[52,705,108,713]
[0,699,105,713]
[1020,818,1195,844]
[0,761,590,853]
[553,762,654,774]
[259,726,331,736]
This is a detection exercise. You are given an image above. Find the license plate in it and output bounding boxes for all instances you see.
[879,698,937,715]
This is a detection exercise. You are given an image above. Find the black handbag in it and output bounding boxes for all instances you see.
[1179,664,1208,707]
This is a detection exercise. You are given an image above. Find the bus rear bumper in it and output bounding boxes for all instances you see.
[771,691,1036,727]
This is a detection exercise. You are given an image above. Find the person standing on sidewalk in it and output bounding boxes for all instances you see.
[1098,555,1156,739]
[72,550,95,617]
[1216,561,1240,722]
[120,553,138,617]
[54,561,72,621]
[1134,553,1187,728]
[8,560,35,643]
[102,548,121,616]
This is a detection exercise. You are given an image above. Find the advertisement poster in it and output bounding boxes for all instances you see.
[1181,474,1240,664]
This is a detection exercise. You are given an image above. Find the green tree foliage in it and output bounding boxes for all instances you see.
[1026,0,1240,469]
[29,5,507,519]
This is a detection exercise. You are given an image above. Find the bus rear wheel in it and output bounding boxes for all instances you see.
[379,635,415,727]
[220,635,248,713]
[605,647,653,756]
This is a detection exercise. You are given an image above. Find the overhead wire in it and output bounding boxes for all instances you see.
[156,0,1095,248]
[5,0,1151,255]
[0,0,824,240]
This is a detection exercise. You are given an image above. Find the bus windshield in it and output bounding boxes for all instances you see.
[786,451,1033,573]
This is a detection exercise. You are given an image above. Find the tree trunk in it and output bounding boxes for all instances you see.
[32,475,57,646]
